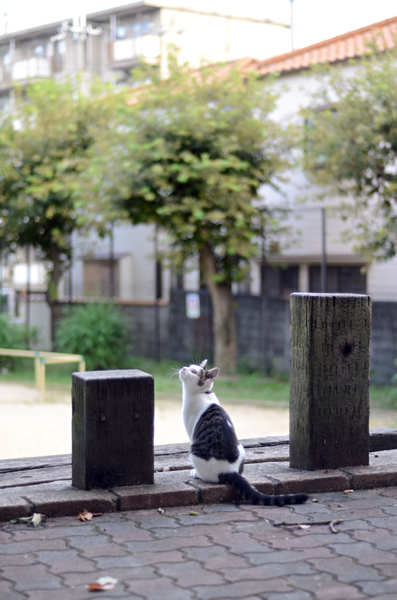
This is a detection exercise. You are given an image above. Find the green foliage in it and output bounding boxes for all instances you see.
[0,315,38,370]
[54,302,129,371]
[93,57,295,283]
[90,56,295,371]
[0,77,122,306]
[302,48,397,260]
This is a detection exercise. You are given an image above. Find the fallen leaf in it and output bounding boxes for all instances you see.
[158,508,165,515]
[10,514,45,527]
[78,511,93,522]
[344,489,354,494]
[13,517,32,524]
[31,513,44,527]
[299,524,311,530]
[189,511,198,516]
[86,576,117,591]
[78,510,103,522]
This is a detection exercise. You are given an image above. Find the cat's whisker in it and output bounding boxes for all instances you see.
[168,368,181,378]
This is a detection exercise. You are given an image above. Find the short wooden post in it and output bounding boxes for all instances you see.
[289,293,371,470]
[72,370,154,490]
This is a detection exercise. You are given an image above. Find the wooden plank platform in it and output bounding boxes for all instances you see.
[1,429,396,492]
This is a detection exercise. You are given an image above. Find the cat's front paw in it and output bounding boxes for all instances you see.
[190,469,200,479]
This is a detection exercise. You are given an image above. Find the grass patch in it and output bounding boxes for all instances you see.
[369,385,397,411]
[120,357,290,403]
[1,357,397,411]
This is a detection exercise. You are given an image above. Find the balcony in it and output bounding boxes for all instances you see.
[109,34,160,68]
[12,57,51,80]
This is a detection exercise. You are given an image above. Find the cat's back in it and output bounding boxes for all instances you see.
[191,403,240,463]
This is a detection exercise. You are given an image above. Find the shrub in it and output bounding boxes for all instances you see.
[55,302,129,371]
[0,315,38,370]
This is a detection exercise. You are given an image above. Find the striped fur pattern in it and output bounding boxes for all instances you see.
[180,360,308,506]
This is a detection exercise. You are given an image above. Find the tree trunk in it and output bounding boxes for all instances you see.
[200,243,237,373]
[45,244,65,350]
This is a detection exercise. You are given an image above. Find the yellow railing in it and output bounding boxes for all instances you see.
[0,348,86,396]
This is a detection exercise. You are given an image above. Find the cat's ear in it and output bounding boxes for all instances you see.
[206,367,219,381]
[200,359,208,370]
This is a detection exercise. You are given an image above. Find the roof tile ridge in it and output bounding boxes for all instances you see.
[257,14,397,69]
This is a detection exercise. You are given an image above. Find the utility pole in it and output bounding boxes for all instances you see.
[290,0,295,50]
[51,15,102,75]
[321,207,327,293]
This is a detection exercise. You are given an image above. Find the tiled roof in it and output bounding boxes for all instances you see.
[183,16,397,83]
[257,15,397,76]
[128,15,397,103]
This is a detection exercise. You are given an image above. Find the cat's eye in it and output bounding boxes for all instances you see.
[191,369,197,374]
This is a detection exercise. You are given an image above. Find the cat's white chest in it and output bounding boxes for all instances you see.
[182,391,219,441]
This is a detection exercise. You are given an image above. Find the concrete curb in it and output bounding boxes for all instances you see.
[2,447,397,522]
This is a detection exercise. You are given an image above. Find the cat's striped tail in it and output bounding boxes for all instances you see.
[218,472,308,506]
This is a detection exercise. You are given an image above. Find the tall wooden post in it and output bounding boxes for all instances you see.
[72,370,154,490]
[289,293,371,470]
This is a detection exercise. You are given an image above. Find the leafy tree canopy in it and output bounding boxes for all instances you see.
[302,48,397,260]
[92,56,296,370]
[102,58,295,283]
[0,77,121,306]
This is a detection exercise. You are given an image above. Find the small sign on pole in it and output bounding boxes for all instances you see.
[186,292,200,319]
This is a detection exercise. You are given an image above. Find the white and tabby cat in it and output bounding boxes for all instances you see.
[180,359,308,506]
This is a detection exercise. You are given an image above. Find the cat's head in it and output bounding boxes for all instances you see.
[179,359,220,392]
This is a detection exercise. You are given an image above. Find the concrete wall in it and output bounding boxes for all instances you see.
[160,6,289,77]
[45,293,397,384]
[167,291,397,384]
[118,302,169,361]
[371,303,397,384]
[167,289,291,373]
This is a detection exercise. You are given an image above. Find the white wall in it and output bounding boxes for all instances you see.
[256,64,397,301]
[160,7,289,76]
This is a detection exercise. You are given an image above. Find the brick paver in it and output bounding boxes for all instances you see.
[2,488,397,599]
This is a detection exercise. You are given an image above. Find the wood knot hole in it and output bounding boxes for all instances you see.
[342,342,353,357]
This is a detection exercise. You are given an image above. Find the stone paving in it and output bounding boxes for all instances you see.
[2,487,397,599]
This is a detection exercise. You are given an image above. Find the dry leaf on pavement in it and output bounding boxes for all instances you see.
[10,513,45,527]
[86,576,118,591]
[78,509,103,522]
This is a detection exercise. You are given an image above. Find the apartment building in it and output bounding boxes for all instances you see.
[0,1,289,106]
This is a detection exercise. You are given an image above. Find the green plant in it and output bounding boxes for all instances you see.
[0,315,38,370]
[55,302,129,371]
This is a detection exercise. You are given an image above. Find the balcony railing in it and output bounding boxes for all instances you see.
[109,34,160,65]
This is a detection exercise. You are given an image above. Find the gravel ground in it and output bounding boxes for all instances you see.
[0,382,396,460]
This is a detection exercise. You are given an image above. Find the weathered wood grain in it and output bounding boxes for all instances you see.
[289,293,371,470]
[72,370,154,490]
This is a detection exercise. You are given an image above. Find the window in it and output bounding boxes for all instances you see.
[304,105,337,169]
[33,45,45,56]
[132,21,152,36]
[116,21,154,39]
[309,265,366,294]
[0,95,10,114]
[83,259,119,298]
[265,265,299,299]
[55,40,66,54]
[116,26,127,39]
